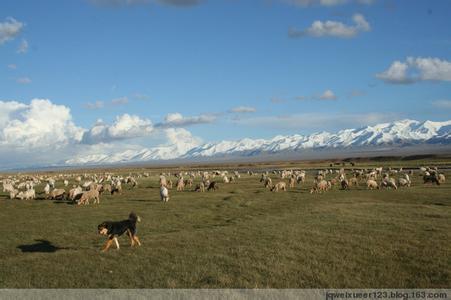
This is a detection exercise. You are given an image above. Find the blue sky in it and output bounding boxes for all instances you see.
[0,0,450,167]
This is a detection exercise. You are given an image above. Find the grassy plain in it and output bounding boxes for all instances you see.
[0,157,450,288]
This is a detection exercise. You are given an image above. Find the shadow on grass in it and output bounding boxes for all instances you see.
[17,239,68,253]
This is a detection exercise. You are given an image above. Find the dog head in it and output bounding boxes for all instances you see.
[98,222,109,235]
[129,212,141,223]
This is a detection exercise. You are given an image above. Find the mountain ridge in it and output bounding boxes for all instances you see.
[65,119,451,166]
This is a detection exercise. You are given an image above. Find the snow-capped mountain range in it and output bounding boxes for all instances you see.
[65,119,451,166]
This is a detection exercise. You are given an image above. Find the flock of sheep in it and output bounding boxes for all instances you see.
[2,173,138,204]
[0,165,447,204]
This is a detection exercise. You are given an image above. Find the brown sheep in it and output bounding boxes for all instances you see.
[78,189,100,205]
[48,188,66,200]
[271,181,287,192]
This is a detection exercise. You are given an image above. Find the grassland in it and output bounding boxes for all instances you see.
[0,158,450,288]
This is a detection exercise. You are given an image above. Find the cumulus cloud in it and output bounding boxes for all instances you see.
[17,39,28,53]
[0,99,83,150]
[81,114,153,144]
[230,106,257,113]
[432,100,451,109]
[0,17,24,45]
[16,77,31,84]
[377,57,451,84]
[164,127,202,154]
[156,112,216,128]
[289,13,370,38]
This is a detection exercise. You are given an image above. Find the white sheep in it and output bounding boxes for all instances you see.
[160,186,169,202]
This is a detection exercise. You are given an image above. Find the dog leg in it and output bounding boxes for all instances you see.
[113,237,120,250]
[133,236,141,246]
[102,239,113,252]
[127,230,135,247]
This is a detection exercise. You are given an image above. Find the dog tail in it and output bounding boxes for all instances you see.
[129,212,141,222]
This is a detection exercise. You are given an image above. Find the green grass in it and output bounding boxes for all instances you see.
[0,161,450,288]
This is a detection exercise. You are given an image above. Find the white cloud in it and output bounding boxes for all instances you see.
[111,96,129,105]
[89,0,202,6]
[285,0,374,6]
[230,106,257,113]
[432,100,451,109]
[133,93,150,100]
[17,39,28,54]
[81,114,153,144]
[85,101,104,109]
[89,0,150,6]
[7,64,17,70]
[0,99,83,150]
[289,13,370,38]
[377,57,451,84]
[233,112,400,131]
[270,97,286,104]
[297,89,338,100]
[164,128,202,154]
[156,0,203,6]
[16,77,31,84]
[157,112,216,128]
[0,17,24,45]
[318,89,337,100]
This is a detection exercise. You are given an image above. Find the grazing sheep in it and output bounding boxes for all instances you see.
[111,184,122,195]
[160,186,169,202]
[381,178,398,190]
[102,184,112,193]
[49,188,66,200]
[289,176,295,188]
[207,181,219,191]
[3,182,15,193]
[17,189,36,200]
[310,180,330,194]
[423,174,440,185]
[263,177,272,189]
[271,181,287,192]
[398,174,411,187]
[9,189,19,199]
[340,179,349,190]
[437,174,446,184]
[78,189,100,205]
[159,175,167,187]
[194,182,205,192]
[366,179,379,190]
[69,186,83,201]
[349,177,358,187]
[44,183,50,195]
[64,180,69,187]
[184,178,193,188]
[167,179,173,189]
[176,178,185,191]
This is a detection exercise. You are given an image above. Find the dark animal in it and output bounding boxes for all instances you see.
[207,181,219,191]
[423,175,440,185]
[97,212,141,252]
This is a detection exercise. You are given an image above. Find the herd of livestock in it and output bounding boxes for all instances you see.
[0,165,447,204]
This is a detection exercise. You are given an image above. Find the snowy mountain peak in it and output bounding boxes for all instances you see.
[65,119,451,166]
